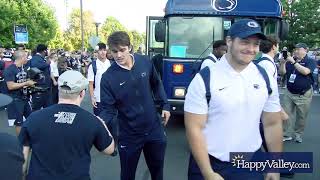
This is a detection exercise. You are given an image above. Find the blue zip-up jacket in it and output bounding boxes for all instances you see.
[99,54,170,137]
[28,54,51,88]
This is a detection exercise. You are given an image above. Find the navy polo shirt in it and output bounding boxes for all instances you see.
[99,53,170,139]
[286,55,316,94]
[19,104,112,180]
[29,54,51,88]
[3,64,28,99]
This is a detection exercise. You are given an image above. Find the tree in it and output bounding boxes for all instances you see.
[100,16,128,43]
[129,30,144,52]
[281,0,320,49]
[63,9,96,51]
[0,0,58,49]
[48,28,65,49]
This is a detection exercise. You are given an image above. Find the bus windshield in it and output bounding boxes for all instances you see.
[168,17,223,58]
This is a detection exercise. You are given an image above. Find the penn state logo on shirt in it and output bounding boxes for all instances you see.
[141,72,146,77]
[211,0,237,12]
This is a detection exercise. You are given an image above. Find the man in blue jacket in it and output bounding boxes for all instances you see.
[28,44,52,111]
[99,31,170,180]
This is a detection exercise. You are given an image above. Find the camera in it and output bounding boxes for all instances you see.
[282,50,288,59]
[22,67,49,95]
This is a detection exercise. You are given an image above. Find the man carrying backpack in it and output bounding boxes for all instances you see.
[200,40,227,69]
[257,36,289,123]
[87,43,111,116]
[184,19,282,180]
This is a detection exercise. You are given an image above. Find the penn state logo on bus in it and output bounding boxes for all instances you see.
[211,0,237,12]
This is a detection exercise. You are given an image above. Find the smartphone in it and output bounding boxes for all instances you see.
[282,50,288,59]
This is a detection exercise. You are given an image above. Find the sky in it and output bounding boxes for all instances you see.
[44,0,167,33]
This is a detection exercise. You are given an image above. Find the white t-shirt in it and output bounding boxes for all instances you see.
[50,61,59,77]
[87,59,111,102]
[200,53,218,69]
[184,56,281,162]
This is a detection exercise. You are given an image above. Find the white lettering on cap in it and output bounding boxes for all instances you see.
[247,21,259,28]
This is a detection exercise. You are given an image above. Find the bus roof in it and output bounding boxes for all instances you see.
[165,0,283,18]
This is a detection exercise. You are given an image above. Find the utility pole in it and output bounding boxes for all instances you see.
[94,22,101,36]
[80,0,84,52]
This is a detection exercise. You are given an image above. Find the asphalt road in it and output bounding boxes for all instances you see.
[0,93,319,180]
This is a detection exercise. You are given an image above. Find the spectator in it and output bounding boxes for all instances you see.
[3,50,36,135]
[280,43,316,143]
[19,70,115,180]
[49,53,59,104]
[28,44,52,111]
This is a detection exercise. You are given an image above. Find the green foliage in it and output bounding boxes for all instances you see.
[100,16,128,43]
[100,17,145,52]
[63,9,96,51]
[0,0,58,49]
[130,30,144,52]
[281,0,320,49]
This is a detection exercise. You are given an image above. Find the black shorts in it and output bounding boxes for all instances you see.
[7,98,32,126]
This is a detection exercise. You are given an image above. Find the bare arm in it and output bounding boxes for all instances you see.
[6,81,35,91]
[279,59,287,76]
[293,63,311,75]
[185,112,222,179]
[262,111,283,152]
[286,57,311,75]
[22,146,31,176]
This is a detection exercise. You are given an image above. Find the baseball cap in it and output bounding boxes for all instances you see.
[295,43,308,49]
[0,93,12,109]
[227,19,266,40]
[58,70,88,94]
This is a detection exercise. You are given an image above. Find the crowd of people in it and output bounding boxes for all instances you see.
[0,19,318,180]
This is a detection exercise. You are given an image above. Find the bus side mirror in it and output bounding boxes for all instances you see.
[155,21,166,42]
[279,20,289,40]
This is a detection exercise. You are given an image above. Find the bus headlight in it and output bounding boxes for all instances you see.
[174,87,186,98]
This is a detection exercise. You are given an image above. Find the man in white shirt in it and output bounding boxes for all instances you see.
[87,43,111,115]
[258,36,289,125]
[184,19,282,180]
[200,40,227,69]
[50,53,59,104]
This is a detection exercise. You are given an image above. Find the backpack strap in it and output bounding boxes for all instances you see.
[255,57,277,77]
[255,64,272,95]
[92,60,97,88]
[199,66,211,106]
[204,55,217,63]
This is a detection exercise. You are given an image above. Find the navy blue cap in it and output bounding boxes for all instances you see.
[227,19,266,40]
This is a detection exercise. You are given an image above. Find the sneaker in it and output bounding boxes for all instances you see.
[295,134,303,143]
[283,136,293,142]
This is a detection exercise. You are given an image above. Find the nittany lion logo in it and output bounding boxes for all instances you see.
[211,0,237,12]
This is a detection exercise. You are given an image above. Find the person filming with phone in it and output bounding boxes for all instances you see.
[279,43,316,143]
